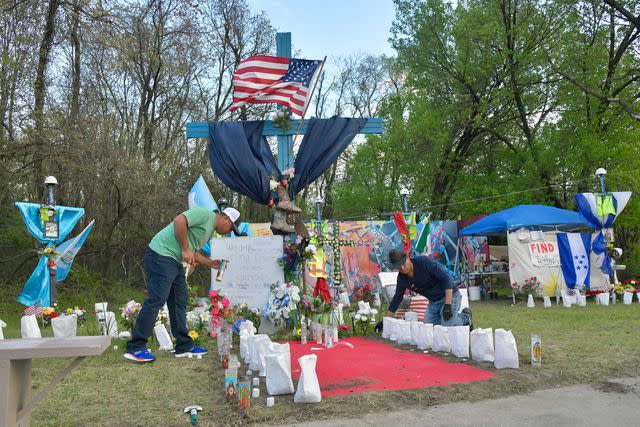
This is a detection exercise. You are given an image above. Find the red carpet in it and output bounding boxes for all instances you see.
[288,337,494,397]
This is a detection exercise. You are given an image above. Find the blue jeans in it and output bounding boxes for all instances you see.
[127,247,193,353]
[424,290,469,326]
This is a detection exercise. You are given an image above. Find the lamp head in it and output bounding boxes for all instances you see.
[399,187,409,196]
[595,168,607,178]
[44,176,58,186]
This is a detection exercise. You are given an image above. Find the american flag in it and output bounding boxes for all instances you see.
[229,55,322,116]
[396,295,429,322]
[24,302,43,316]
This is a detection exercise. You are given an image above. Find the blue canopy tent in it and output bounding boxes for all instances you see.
[459,205,592,236]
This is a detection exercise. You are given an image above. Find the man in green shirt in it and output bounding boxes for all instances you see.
[124,206,241,363]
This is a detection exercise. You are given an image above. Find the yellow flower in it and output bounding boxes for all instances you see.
[188,330,199,340]
[296,328,301,337]
[42,307,54,315]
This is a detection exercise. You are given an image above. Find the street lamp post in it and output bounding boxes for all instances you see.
[44,176,58,305]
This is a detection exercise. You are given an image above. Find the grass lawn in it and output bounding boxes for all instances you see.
[2,299,640,426]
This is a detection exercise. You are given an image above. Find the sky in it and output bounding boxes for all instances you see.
[250,0,397,59]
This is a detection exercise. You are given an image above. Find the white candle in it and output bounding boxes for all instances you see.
[252,388,260,398]
[266,397,274,407]
[252,377,259,387]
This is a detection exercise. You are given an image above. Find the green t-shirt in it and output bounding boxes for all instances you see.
[149,207,216,262]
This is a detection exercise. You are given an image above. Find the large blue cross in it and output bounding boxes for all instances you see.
[185,32,383,171]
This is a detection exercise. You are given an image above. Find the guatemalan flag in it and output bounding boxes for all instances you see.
[557,233,592,289]
[229,55,323,116]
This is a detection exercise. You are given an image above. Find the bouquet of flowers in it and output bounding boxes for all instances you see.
[351,301,378,335]
[187,309,212,334]
[266,282,300,327]
[64,307,87,325]
[41,305,58,326]
[267,167,296,207]
[208,289,233,332]
[121,300,141,331]
[511,277,542,296]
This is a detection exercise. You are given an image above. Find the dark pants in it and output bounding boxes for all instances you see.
[126,247,193,353]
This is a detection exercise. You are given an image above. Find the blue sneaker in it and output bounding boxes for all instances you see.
[175,345,208,358]
[124,349,156,363]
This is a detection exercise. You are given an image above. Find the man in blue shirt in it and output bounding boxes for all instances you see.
[384,249,472,327]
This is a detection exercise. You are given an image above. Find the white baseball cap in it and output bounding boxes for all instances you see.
[222,207,240,224]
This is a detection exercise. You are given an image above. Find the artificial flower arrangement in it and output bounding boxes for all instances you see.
[187,309,212,334]
[208,289,234,336]
[351,301,378,335]
[620,279,638,293]
[64,306,87,325]
[268,167,296,207]
[511,276,542,296]
[585,289,607,296]
[41,305,58,326]
[121,300,141,331]
[266,281,301,327]
[156,305,169,326]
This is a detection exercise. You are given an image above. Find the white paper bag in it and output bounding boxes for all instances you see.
[240,331,251,361]
[410,321,421,346]
[576,295,587,307]
[450,326,470,358]
[397,320,412,344]
[154,324,174,350]
[21,315,41,339]
[249,334,272,375]
[388,319,401,341]
[471,328,494,362]
[494,329,519,369]
[596,293,609,306]
[432,325,451,353]
[265,352,294,395]
[294,354,321,403]
[51,315,77,338]
[623,292,633,305]
[95,302,108,313]
[0,319,7,340]
[527,294,535,308]
[239,320,257,335]
[423,323,434,350]
[543,296,552,308]
[381,317,392,340]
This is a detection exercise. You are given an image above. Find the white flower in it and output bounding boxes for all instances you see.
[354,314,362,321]
[306,244,317,254]
[269,180,279,191]
[371,309,378,315]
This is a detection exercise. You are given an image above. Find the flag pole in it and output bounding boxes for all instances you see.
[53,220,95,263]
[292,56,327,148]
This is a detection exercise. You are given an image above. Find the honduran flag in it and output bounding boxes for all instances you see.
[557,233,592,289]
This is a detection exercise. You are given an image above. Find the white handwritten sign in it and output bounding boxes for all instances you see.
[528,241,560,267]
[210,236,284,309]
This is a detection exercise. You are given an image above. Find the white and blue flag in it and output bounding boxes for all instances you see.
[188,175,218,211]
[557,233,591,289]
[55,220,95,282]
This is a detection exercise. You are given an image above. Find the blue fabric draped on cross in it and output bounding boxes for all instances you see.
[15,202,86,307]
[207,117,367,204]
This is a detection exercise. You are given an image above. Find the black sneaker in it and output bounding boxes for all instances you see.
[462,307,473,331]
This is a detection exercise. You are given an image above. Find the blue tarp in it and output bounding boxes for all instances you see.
[459,205,592,236]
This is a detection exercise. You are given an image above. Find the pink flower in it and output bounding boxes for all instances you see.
[209,289,218,299]
[211,317,222,328]
[282,179,288,186]
[268,199,274,207]
[221,298,230,308]
[211,307,220,316]
[209,330,217,338]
